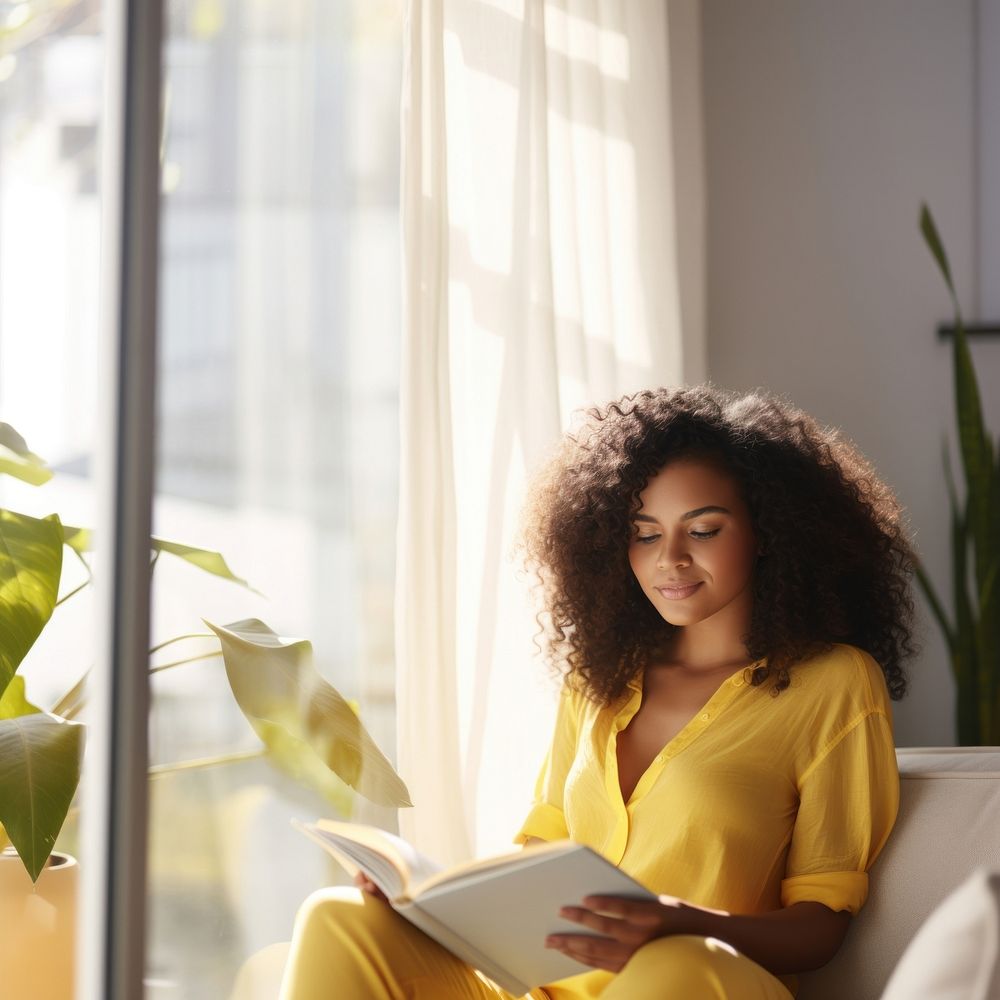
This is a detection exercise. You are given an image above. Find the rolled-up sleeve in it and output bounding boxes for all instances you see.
[514,684,581,844]
[781,709,899,915]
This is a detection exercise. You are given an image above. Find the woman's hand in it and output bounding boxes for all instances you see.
[353,871,389,903]
[544,893,698,973]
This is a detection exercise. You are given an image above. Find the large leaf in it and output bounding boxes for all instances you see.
[204,619,411,808]
[0,713,85,882]
[0,510,63,701]
[0,423,52,486]
[0,675,42,720]
[153,537,256,591]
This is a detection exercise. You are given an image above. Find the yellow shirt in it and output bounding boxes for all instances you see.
[514,643,900,998]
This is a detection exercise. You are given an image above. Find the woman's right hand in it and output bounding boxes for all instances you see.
[353,871,389,903]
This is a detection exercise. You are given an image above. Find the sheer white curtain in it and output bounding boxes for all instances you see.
[397,0,704,865]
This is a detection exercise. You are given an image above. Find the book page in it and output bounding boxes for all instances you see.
[411,838,575,897]
[293,820,444,900]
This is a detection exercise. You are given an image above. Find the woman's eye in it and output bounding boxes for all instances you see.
[690,529,720,540]
[635,534,660,545]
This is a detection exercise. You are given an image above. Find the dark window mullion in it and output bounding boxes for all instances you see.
[79,0,164,997]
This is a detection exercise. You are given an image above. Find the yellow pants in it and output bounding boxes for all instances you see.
[277,888,795,1000]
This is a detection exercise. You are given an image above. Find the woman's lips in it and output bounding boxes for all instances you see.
[656,582,703,600]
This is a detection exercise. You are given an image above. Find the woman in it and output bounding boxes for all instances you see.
[279,384,916,999]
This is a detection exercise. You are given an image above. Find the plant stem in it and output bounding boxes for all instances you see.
[71,545,92,581]
[54,580,90,608]
[149,748,266,776]
[52,671,89,720]
[148,633,215,655]
[149,651,221,675]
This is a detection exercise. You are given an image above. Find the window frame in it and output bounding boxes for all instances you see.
[78,0,163,996]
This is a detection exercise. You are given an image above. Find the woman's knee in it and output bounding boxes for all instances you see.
[297,885,363,918]
[293,886,359,931]
[605,934,751,999]
[290,886,397,950]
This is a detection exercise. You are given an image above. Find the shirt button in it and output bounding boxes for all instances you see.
[700,712,710,721]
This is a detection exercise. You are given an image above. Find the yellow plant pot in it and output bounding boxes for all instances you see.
[0,848,78,1000]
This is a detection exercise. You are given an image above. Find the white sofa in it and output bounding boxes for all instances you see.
[799,746,1000,999]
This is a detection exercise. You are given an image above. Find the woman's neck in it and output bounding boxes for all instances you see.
[659,607,753,673]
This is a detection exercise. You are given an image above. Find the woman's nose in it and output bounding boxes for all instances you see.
[657,534,691,568]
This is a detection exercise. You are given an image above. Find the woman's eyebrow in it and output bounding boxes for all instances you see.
[634,505,731,523]
[682,505,731,520]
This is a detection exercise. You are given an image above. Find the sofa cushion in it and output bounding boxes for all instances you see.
[798,747,1000,1000]
[879,867,1000,1000]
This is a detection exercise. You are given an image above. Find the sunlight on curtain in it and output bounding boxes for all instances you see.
[398,0,700,865]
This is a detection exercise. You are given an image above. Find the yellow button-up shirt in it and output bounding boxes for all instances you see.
[515,643,900,998]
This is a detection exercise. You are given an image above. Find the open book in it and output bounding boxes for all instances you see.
[293,819,657,994]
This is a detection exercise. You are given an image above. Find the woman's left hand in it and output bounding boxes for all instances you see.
[545,894,698,973]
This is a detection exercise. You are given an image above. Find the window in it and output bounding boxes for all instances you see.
[0,1,403,996]
[148,2,403,994]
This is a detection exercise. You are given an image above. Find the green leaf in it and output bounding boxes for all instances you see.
[204,618,411,808]
[920,444,960,655]
[922,203,1000,743]
[920,204,960,315]
[152,537,257,592]
[978,555,1000,741]
[0,424,52,487]
[61,524,92,555]
[0,675,42,720]
[59,528,254,593]
[0,713,85,882]
[914,561,955,652]
[952,496,978,743]
[0,424,33,456]
[943,439,959,512]
[923,205,994,600]
[0,510,63,701]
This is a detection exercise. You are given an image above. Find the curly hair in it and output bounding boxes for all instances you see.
[516,384,916,705]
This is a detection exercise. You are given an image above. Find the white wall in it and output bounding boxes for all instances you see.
[699,0,1000,746]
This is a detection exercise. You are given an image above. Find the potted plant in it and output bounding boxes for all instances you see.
[915,203,1000,744]
[0,424,410,995]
